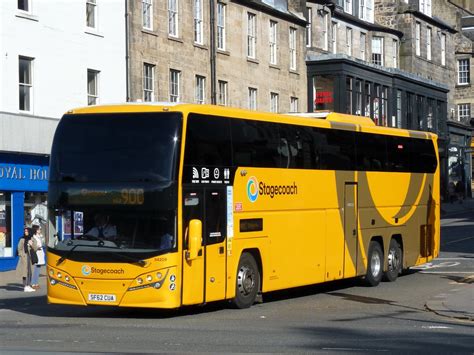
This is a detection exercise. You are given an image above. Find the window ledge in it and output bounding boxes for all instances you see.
[168,35,183,43]
[247,57,259,64]
[217,49,230,56]
[15,12,38,22]
[456,84,471,88]
[85,29,104,38]
[269,64,281,70]
[289,69,299,76]
[142,29,158,37]
[193,43,208,50]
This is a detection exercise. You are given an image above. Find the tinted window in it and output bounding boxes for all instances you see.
[280,125,315,169]
[356,132,387,171]
[386,136,412,172]
[51,113,182,183]
[319,128,356,171]
[184,114,232,167]
[232,119,281,168]
[412,138,437,173]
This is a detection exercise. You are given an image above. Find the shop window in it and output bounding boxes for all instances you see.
[0,193,12,257]
[381,87,388,126]
[373,84,381,125]
[346,77,353,114]
[364,82,371,117]
[24,192,48,228]
[313,75,335,111]
[355,80,362,116]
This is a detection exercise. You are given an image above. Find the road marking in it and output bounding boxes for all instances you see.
[422,325,452,329]
[421,272,474,275]
[412,261,460,270]
[322,348,388,352]
[435,257,473,260]
[444,236,474,245]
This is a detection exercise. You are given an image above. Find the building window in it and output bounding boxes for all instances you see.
[87,69,99,105]
[169,69,180,102]
[392,39,398,68]
[344,0,352,14]
[371,37,383,65]
[381,87,388,126]
[373,84,381,125]
[458,59,470,85]
[289,27,297,70]
[322,12,329,51]
[168,0,178,37]
[217,2,226,50]
[360,33,366,61]
[331,22,337,54]
[290,97,298,112]
[218,80,228,106]
[247,13,257,58]
[396,90,402,128]
[415,22,421,56]
[19,56,33,112]
[441,33,446,66]
[143,63,154,102]
[426,27,432,61]
[195,75,206,104]
[313,75,335,111]
[406,93,414,128]
[142,0,153,30]
[306,7,312,47]
[360,0,373,22]
[364,82,371,117]
[458,104,471,122]
[270,92,279,113]
[346,77,353,114]
[86,0,97,29]
[248,88,257,110]
[194,0,203,44]
[269,20,278,65]
[18,0,30,12]
[346,27,352,56]
[355,80,362,115]
[419,0,431,17]
[427,98,434,129]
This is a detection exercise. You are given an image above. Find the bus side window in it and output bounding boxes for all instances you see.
[206,191,226,245]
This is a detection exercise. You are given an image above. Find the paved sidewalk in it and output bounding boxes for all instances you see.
[441,197,474,216]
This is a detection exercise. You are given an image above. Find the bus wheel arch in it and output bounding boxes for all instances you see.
[231,249,262,309]
[383,236,403,282]
[364,237,384,287]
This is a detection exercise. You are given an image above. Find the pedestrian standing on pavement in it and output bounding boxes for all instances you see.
[31,225,46,289]
[16,227,37,292]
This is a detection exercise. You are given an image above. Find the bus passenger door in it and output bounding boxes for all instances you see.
[344,182,358,278]
[182,191,205,306]
[204,189,227,303]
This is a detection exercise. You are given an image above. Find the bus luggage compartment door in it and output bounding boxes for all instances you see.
[343,182,358,278]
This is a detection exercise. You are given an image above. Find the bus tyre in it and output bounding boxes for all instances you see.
[383,239,402,282]
[232,253,260,309]
[365,241,383,287]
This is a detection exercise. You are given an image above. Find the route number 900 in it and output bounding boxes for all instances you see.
[120,189,144,205]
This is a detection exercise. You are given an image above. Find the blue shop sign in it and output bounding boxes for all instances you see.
[0,163,48,191]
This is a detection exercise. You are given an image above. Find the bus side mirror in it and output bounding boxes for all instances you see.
[186,219,202,260]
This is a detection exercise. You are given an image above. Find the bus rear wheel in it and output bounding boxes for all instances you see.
[232,252,260,309]
[364,241,383,287]
[384,239,402,282]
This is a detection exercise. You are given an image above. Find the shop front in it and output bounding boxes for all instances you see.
[0,153,49,271]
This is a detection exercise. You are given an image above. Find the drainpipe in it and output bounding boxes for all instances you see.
[125,0,131,102]
[210,0,217,104]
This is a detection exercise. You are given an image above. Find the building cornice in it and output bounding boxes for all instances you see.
[402,10,458,34]
[333,9,404,38]
[231,0,307,27]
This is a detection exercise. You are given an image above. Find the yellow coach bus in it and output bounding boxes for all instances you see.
[46,103,439,309]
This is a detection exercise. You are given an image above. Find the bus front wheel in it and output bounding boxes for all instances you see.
[232,252,260,309]
[364,241,383,287]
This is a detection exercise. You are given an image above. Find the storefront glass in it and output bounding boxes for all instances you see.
[0,193,12,257]
[313,75,335,111]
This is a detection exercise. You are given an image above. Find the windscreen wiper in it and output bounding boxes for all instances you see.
[56,242,146,267]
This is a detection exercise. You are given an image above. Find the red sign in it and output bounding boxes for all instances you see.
[315,91,334,104]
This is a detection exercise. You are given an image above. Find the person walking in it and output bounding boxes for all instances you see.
[31,225,45,289]
[16,227,37,292]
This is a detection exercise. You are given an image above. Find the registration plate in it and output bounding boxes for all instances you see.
[88,293,116,302]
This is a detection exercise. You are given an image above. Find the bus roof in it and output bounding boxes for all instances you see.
[67,103,437,140]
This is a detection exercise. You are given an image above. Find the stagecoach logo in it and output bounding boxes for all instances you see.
[247,176,259,203]
[82,265,92,276]
[247,176,299,202]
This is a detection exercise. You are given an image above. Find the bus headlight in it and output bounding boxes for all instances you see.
[137,278,143,285]
[146,275,153,282]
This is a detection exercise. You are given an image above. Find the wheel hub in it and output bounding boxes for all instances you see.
[237,266,255,296]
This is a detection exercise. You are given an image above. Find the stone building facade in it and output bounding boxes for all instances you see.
[127,0,308,113]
